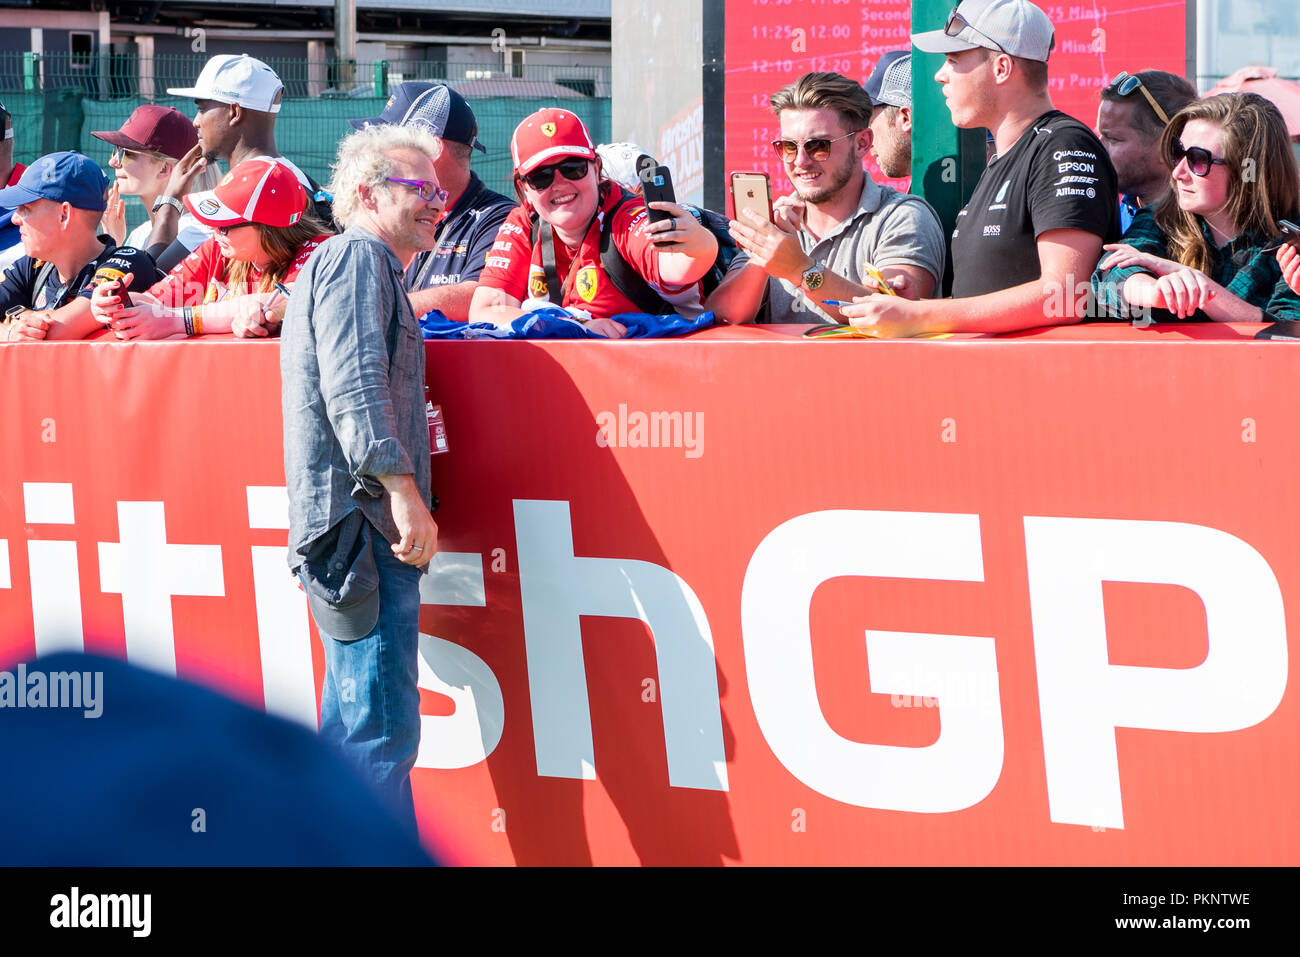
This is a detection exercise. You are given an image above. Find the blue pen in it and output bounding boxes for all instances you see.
[820,300,852,307]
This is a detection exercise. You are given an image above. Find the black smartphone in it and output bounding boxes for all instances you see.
[1279,219,1300,248]
[641,164,676,224]
[92,259,134,309]
[1255,321,1300,340]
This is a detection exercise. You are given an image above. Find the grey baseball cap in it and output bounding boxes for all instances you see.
[299,511,381,641]
[865,51,912,109]
[912,0,1055,63]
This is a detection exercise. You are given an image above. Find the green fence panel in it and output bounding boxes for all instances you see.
[3,51,611,231]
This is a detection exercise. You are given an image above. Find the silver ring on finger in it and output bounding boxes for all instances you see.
[412,545,423,552]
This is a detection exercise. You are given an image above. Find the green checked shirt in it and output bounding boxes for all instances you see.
[1091,206,1300,323]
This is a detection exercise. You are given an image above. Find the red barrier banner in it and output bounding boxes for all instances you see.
[0,325,1295,866]
[723,0,1187,203]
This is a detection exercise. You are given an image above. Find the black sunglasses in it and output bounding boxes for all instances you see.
[1104,72,1170,126]
[520,158,591,191]
[944,6,1006,54]
[770,130,860,162]
[1171,141,1228,178]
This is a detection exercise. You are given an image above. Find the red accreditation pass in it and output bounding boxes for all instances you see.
[426,394,448,454]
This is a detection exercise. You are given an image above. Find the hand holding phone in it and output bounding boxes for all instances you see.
[641,163,677,225]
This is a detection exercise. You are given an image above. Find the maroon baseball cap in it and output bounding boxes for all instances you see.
[91,105,198,160]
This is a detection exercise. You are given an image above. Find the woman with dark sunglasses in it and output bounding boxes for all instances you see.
[1092,93,1300,323]
[469,108,718,338]
[90,158,332,339]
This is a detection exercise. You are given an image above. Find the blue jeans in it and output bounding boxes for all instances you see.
[308,532,422,834]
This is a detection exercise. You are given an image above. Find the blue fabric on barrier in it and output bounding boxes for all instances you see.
[418,306,715,340]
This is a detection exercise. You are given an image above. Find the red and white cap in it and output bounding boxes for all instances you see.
[510,108,596,175]
[184,158,307,228]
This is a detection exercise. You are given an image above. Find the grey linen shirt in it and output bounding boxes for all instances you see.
[728,174,946,323]
[281,224,432,573]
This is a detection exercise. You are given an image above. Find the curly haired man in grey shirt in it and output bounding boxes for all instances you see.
[281,124,443,832]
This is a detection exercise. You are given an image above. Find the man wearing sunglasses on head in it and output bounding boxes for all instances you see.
[841,0,1120,338]
[708,71,945,325]
[1097,70,1197,232]
[471,108,718,338]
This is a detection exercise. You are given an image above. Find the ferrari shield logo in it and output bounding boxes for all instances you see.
[528,269,548,300]
[575,266,598,303]
[541,122,556,137]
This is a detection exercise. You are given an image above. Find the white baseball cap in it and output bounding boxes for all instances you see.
[167,54,285,114]
[912,0,1055,63]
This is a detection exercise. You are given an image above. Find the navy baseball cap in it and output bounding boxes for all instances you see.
[350,81,487,153]
[0,151,109,211]
[865,51,912,109]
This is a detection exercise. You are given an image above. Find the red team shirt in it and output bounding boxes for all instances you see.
[146,233,330,307]
[476,187,704,317]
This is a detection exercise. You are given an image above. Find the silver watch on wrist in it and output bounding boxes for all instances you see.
[151,195,185,214]
[799,260,827,292]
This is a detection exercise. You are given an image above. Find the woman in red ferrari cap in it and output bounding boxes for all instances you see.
[469,108,718,338]
[90,158,332,338]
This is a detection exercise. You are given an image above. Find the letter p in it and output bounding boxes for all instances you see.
[1024,517,1287,830]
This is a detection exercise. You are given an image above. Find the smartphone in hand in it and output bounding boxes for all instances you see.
[730,172,772,223]
[641,163,677,223]
[91,262,133,309]
[1279,219,1300,248]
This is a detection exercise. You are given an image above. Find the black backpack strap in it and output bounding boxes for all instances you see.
[533,217,564,307]
[598,192,674,315]
[303,172,335,229]
[529,193,675,315]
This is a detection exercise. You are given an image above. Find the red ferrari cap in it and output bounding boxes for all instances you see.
[510,108,596,175]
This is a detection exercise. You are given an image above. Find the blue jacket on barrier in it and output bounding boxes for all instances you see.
[418,305,716,340]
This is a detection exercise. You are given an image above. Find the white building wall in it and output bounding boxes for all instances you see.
[1197,0,1300,89]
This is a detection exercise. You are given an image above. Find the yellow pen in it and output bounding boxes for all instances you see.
[863,263,898,296]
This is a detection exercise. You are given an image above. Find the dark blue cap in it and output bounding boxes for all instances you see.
[350,81,486,153]
[864,50,912,109]
[0,151,108,212]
